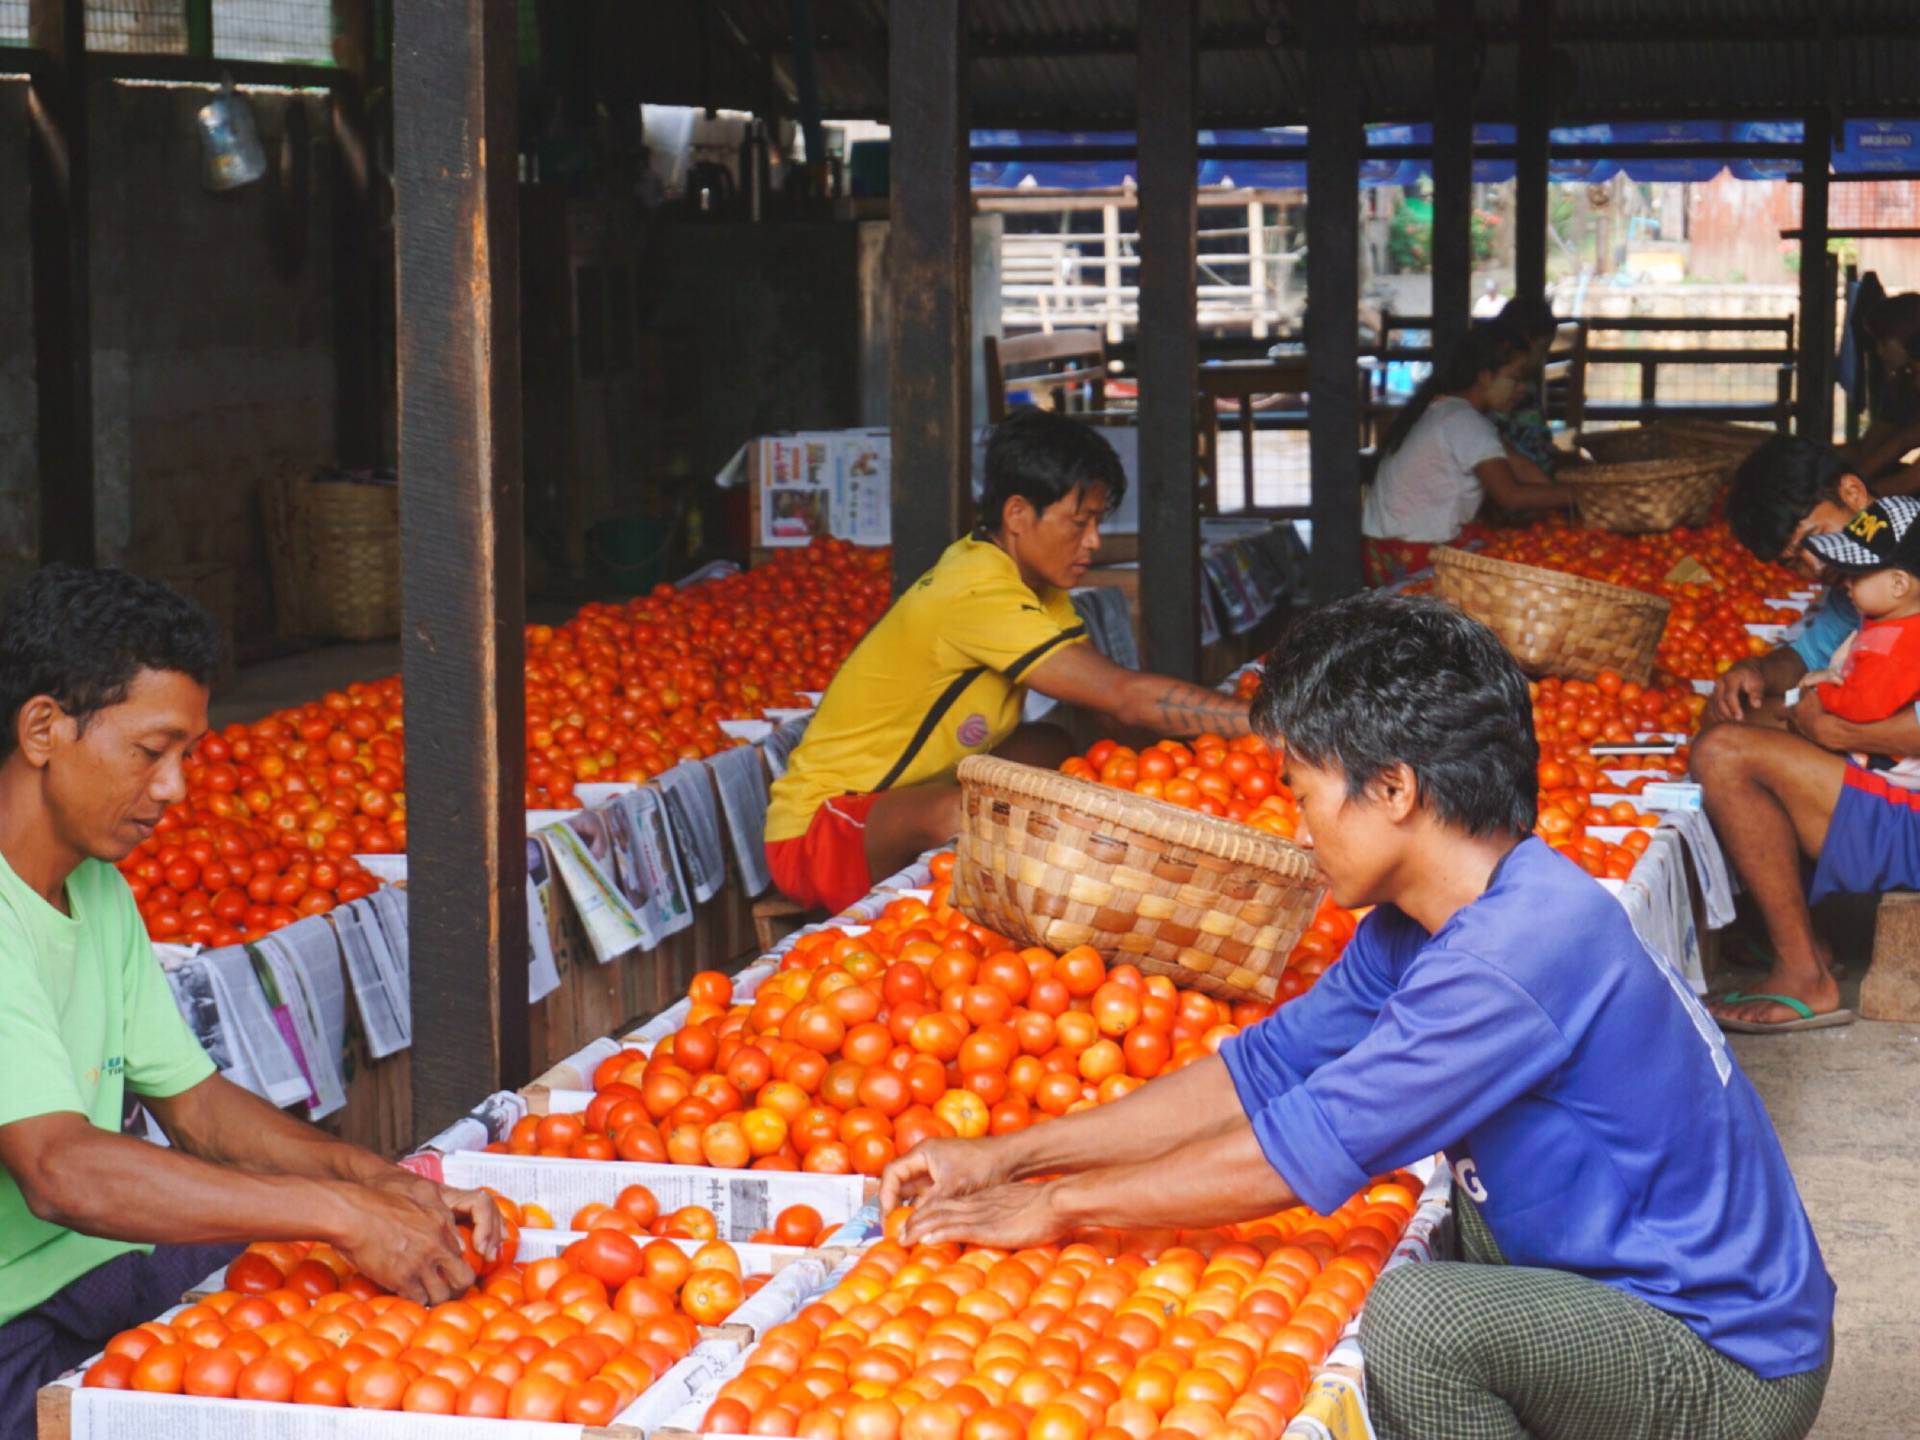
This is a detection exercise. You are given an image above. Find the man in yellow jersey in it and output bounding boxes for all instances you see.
[766,409,1254,914]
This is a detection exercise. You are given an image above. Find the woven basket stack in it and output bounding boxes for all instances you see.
[1431,546,1670,684]
[1560,450,1724,533]
[952,756,1326,1003]
[262,468,402,643]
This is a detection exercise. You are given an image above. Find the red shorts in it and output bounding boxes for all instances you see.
[765,793,880,916]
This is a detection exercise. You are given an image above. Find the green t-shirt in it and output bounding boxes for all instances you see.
[0,852,215,1325]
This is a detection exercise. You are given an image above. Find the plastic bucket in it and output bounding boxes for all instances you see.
[589,516,673,595]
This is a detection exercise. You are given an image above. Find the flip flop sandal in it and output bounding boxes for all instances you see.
[1713,990,1856,1034]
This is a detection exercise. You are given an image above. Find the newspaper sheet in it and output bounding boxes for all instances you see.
[761,715,810,779]
[707,743,771,896]
[609,787,694,944]
[196,946,311,1109]
[69,1387,588,1440]
[439,1152,867,1241]
[525,836,563,1002]
[655,761,727,904]
[331,897,410,1058]
[540,812,646,962]
[251,924,348,1120]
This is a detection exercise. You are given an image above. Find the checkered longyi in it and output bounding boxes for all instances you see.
[1359,1196,1830,1440]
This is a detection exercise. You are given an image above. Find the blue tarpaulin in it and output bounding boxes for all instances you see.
[968,119,1920,191]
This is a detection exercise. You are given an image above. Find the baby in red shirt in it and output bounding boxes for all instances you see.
[1802,494,1920,732]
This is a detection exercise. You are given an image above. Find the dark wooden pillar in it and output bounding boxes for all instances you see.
[1514,0,1552,303]
[888,0,970,595]
[29,0,94,566]
[1137,0,1200,679]
[1303,0,1363,602]
[1797,108,1835,443]
[394,0,530,1133]
[332,0,381,468]
[1431,0,1475,361]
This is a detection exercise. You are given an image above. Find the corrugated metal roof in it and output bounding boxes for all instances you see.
[699,0,1920,126]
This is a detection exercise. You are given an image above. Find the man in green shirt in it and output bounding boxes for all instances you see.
[0,565,500,1434]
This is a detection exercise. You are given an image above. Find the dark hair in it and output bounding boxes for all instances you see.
[1860,292,1920,347]
[979,408,1128,533]
[1498,296,1559,342]
[1379,321,1532,457]
[0,564,223,758]
[1726,435,1853,563]
[1252,592,1538,837]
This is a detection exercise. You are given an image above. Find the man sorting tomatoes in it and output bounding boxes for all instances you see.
[767,408,1253,916]
[0,566,500,1435]
[882,593,1833,1440]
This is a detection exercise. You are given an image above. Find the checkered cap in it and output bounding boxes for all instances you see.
[1804,493,1920,573]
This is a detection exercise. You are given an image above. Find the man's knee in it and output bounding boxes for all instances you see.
[1689,719,1754,790]
[1358,1264,1442,1379]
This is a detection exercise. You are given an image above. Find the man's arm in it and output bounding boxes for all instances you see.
[1025,643,1252,738]
[0,1106,483,1305]
[902,1124,1295,1248]
[1709,646,1811,724]
[880,1055,1243,1212]
[1786,688,1920,757]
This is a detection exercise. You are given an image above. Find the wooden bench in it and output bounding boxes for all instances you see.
[985,330,1117,423]
[1861,890,1920,1021]
[751,893,821,954]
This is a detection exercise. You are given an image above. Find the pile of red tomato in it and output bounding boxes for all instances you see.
[1061,734,1298,838]
[80,1211,758,1419]
[519,873,1358,1181]
[700,1181,1425,1440]
[119,542,893,944]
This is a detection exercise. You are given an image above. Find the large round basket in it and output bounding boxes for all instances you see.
[951,756,1326,1003]
[1579,425,1723,469]
[1562,455,1724,534]
[1653,417,1773,462]
[1431,546,1671,684]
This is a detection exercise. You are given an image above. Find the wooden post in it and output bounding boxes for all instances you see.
[888,0,970,595]
[29,0,94,566]
[1431,0,1476,363]
[1797,108,1835,443]
[1303,0,1364,602]
[1102,203,1123,343]
[1137,0,1200,679]
[1247,200,1268,340]
[1514,0,1552,302]
[332,0,381,468]
[393,0,531,1135]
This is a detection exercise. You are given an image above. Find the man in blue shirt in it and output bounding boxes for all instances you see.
[1695,436,1920,1030]
[882,593,1833,1440]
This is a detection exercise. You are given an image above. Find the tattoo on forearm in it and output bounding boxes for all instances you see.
[1148,681,1253,737]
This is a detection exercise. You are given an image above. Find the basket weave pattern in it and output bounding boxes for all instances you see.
[1564,454,1724,534]
[951,756,1326,1003]
[263,469,402,642]
[1432,546,1670,684]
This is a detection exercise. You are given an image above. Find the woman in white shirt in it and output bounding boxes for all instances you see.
[1363,322,1573,585]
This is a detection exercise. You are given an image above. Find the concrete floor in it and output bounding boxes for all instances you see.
[207,635,1920,1431]
[1719,903,1920,1438]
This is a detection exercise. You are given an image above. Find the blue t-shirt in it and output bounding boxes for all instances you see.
[1220,838,1833,1379]
[1787,588,1859,671]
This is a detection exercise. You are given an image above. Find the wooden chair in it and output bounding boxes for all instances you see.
[1543,320,1589,436]
[985,331,1115,423]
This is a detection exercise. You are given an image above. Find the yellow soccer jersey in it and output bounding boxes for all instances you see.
[766,536,1087,842]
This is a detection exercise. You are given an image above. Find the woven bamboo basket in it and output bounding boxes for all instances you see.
[1563,454,1724,534]
[1431,546,1670,684]
[1579,425,1721,468]
[951,756,1326,1003]
[1654,417,1773,461]
[263,469,402,642]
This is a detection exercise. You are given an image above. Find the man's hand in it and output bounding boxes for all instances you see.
[1785,689,1856,754]
[329,1182,479,1306]
[901,1180,1071,1249]
[1709,658,1770,723]
[878,1137,1014,1213]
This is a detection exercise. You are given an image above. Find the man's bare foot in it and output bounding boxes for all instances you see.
[1710,937,1843,1026]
